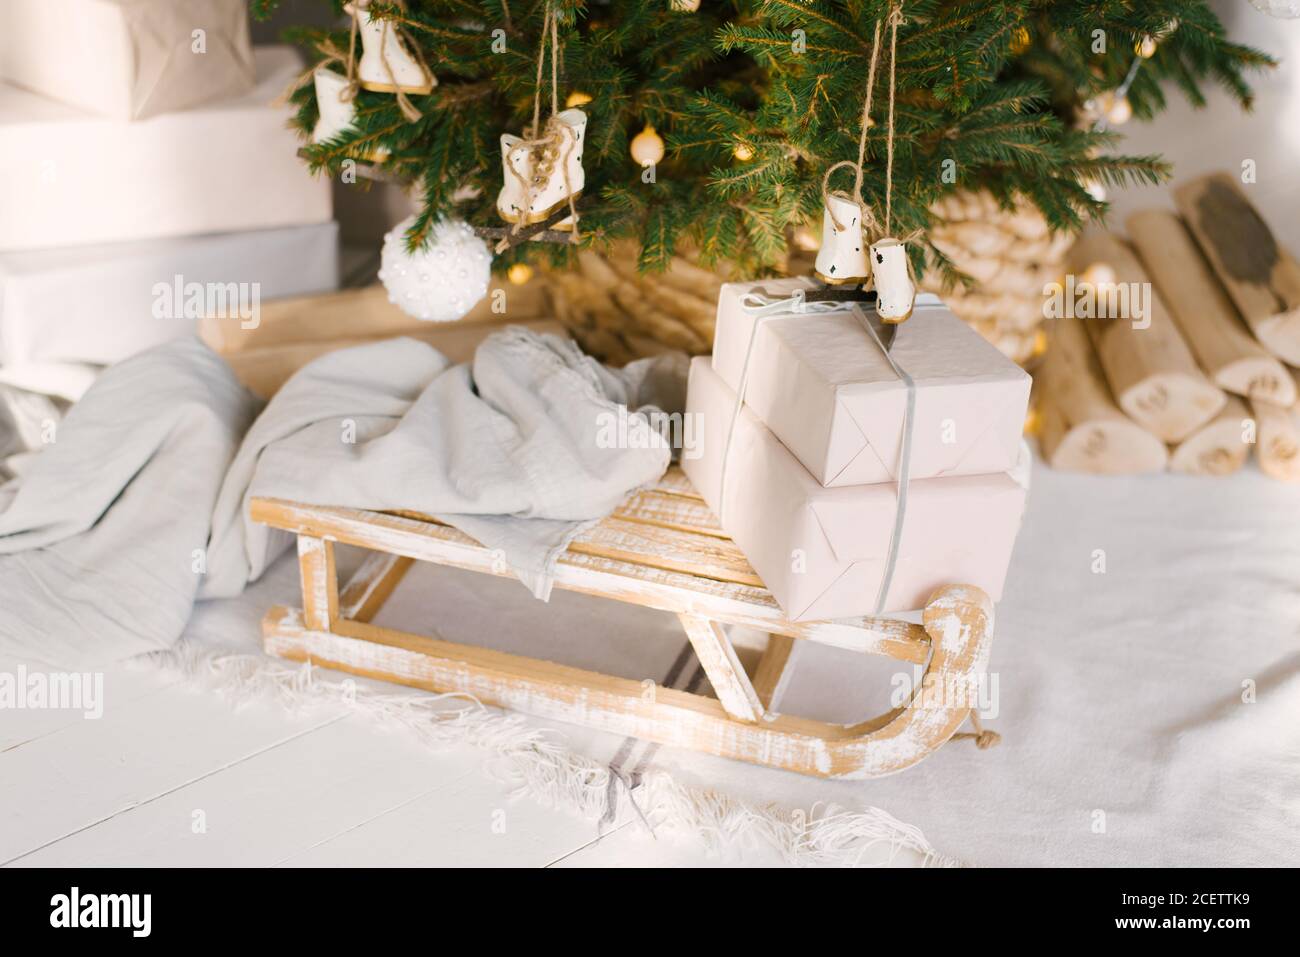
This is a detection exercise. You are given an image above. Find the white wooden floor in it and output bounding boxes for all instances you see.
[0,654,758,868]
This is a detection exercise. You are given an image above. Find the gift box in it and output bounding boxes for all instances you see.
[0,46,331,252]
[682,357,1028,621]
[0,363,100,403]
[0,0,254,121]
[712,277,1031,487]
[0,221,339,371]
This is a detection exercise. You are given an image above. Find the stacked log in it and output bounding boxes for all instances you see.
[1041,171,1300,480]
[1068,229,1225,443]
[1036,316,1168,474]
[1174,174,1300,366]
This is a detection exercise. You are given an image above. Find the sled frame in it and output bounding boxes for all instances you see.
[251,467,994,779]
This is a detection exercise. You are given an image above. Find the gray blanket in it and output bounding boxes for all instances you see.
[0,329,685,666]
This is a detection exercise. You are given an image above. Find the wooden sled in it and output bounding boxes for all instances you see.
[252,467,995,779]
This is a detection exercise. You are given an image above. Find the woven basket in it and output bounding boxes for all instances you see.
[540,240,741,365]
[922,191,1073,366]
[541,194,1069,367]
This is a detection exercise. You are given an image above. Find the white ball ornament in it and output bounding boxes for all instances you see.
[378,215,492,322]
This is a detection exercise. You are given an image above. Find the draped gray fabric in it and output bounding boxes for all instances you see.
[0,330,684,666]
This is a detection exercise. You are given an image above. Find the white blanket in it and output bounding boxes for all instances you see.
[0,331,684,666]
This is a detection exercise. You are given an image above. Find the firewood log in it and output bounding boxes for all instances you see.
[1169,395,1251,476]
[1037,317,1168,474]
[1174,173,1300,365]
[1127,209,1295,406]
[1251,391,1300,482]
[1069,230,1226,443]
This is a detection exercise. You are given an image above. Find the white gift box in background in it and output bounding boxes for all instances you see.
[0,0,255,121]
[0,221,339,376]
[0,363,100,404]
[0,46,331,252]
[712,277,1031,487]
[683,357,1029,621]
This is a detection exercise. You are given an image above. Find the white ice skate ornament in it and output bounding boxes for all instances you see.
[870,238,915,323]
[497,108,587,229]
[814,194,871,286]
[344,1,434,96]
[311,68,389,162]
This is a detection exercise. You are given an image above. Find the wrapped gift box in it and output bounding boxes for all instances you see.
[0,0,254,121]
[0,46,331,252]
[682,357,1028,621]
[0,363,100,403]
[0,221,339,372]
[712,277,1031,487]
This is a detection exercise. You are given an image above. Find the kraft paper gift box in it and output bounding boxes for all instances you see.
[712,276,1031,487]
[682,357,1028,621]
[0,0,254,121]
[0,221,339,373]
[0,47,332,252]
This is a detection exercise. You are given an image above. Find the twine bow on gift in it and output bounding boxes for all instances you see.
[499,2,581,251]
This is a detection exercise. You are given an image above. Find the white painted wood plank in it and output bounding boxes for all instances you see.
[276,764,605,867]
[9,716,487,867]
[0,681,341,864]
[0,656,179,754]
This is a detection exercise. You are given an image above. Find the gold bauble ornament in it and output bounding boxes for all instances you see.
[733,143,754,161]
[566,91,593,108]
[630,124,665,167]
[1010,26,1031,54]
[1135,34,1157,59]
[507,263,534,285]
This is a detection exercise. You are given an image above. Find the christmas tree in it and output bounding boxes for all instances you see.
[258,0,1270,286]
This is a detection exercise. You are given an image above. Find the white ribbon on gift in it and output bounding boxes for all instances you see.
[718,287,917,618]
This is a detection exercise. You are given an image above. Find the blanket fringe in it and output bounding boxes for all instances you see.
[138,646,963,868]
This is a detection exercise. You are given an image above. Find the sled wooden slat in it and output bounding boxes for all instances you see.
[614,492,725,538]
[253,467,996,778]
[339,552,413,623]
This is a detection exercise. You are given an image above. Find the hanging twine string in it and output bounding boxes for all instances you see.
[276,36,357,106]
[821,3,907,243]
[344,8,361,100]
[499,3,581,249]
[883,2,903,236]
[820,20,883,233]
[380,17,431,122]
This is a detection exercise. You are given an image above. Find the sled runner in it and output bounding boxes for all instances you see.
[252,467,995,779]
